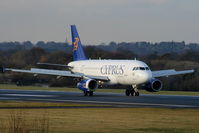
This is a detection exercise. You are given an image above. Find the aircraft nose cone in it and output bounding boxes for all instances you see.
[139,72,151,83]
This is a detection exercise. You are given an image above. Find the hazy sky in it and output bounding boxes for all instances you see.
[0,0,199,44]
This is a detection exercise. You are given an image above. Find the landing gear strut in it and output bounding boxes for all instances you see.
[125,89,131,96]
[125,85,139,96]
[84,91,94,96]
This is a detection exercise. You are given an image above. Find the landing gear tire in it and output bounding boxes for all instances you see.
[125,89,139,96]
[131,85,140,96]
[130,91,139,96]
[84,91,94,96]
[84,91,88,96]
[89,91,93,96]
[130,90,135,96]
[135,92,139,96]
[125,89,131,96]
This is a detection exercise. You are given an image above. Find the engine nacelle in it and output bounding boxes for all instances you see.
[144,78,162,92]
[77,79,98,92]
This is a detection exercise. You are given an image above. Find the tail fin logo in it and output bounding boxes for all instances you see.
[73,37,79,51]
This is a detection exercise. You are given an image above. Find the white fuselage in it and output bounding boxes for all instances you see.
[68,60,152,85]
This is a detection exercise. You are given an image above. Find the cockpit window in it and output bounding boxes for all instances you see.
[140,67,145,70]
[133,67,150,71]
[133,67,137,70]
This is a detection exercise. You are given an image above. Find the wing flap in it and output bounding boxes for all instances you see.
[152,69,194,78]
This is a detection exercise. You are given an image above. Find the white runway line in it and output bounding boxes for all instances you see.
[0,97,19,100]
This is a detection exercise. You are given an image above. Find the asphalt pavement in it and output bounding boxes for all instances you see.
[0,89,198,108]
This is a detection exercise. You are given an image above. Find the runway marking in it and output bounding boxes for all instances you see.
[28,98,199,108]
[1,89,199,98]
[0,89,199,108]
[0,94,56,97]
[0,97,19,100]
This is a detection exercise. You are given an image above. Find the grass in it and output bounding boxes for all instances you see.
[0,101,109,108]
[0,84,199,96]
[0,101,198,133]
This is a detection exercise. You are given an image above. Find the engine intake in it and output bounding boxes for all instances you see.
[144,78,162,92]
[77,79,98,92]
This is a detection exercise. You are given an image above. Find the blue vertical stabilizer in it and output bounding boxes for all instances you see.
[71,25,87,61]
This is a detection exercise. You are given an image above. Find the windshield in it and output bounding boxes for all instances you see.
[133,67,150,71]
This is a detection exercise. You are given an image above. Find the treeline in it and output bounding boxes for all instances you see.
[98,41,199,55]
[0,43,199,91]
[1,41,199,55]
[0,41,70,52]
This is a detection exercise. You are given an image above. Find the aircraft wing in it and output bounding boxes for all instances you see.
[5,68,109,81]
[152,69,194,78]
[37,62,73,68]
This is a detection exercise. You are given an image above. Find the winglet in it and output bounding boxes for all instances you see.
[71,25,87,61]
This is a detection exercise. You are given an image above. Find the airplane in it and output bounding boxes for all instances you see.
[0,25,194,96]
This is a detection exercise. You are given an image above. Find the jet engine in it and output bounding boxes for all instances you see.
[77,79,98,92]
[143,78,162,92]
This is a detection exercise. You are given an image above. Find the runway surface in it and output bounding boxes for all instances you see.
[0,89,199,108]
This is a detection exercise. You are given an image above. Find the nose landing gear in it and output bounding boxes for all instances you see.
[125,85,140,96]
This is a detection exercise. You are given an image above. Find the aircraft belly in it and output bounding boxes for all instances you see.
[84,71,100,76]
[108,75,133,85]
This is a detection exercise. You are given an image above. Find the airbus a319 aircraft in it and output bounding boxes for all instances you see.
[2,25,194,96]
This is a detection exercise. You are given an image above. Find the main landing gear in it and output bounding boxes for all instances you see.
[125,85,139,96]
[83,91,94,96]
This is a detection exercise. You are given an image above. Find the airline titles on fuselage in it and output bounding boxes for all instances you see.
[100,65,125,75]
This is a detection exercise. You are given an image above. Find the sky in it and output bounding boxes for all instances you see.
[0,0,199,45]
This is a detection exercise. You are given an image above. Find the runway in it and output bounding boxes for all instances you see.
[0,89,199,108]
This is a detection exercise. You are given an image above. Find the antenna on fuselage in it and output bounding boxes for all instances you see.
[134,57,137,60]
